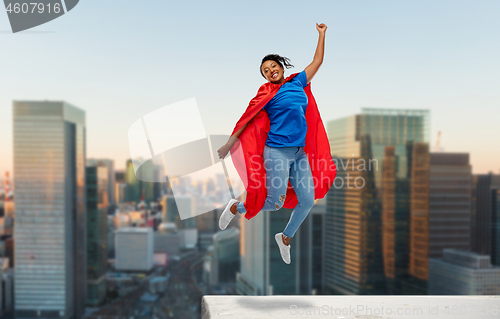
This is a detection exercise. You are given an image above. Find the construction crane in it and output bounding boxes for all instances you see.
[435,131,441,152]
[4,171,9,202]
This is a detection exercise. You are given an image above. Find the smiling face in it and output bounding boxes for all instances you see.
[261,60,285,84]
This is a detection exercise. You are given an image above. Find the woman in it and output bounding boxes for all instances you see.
[217,23,334,264]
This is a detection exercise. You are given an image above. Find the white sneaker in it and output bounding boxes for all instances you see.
[219,199,238,230]
[275,233,291,264]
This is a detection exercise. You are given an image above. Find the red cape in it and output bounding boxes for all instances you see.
[230,73,337,220]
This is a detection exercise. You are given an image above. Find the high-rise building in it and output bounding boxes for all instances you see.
[115,170,127,204]
[196,208,220,233]
[85,166,108,306]
[2,237,14,268]
[204,229,240,288]
[160,195,174,223]
[471,173,500,265]
[404,143,430,294]
[125,159,155,205]
[87,158,116,208]
[198,231,215,250]
[311,200,326,294]
[196,205,223,251]
[428,153,472,258]
[13,101,86,318]
[326,108,429,295]
[399,151,472,295]
[0,257,13,317]
[236,208,311,295]
[429,249,500,295]
[163,195,197,229]
[0,215,13,236]
[161,194,219,249]
[3,201,14,219]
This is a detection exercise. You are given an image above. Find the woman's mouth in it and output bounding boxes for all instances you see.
[272,72,278,79]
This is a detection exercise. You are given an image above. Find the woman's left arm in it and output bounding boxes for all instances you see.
[305,23,327,84]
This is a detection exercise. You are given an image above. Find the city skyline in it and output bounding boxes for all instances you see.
[0,101,498,183]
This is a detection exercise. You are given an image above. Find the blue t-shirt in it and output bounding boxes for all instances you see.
[264,70,309,147]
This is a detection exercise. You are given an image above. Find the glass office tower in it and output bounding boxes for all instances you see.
[326,108,429,295]
[13,101,86,319]
[85,166,108,306]
[236,207,313,295]
[406,143,430,294]
[428,153,472,259]
[125,159,155,205]
[471,173,500,266]
[87,159,116,208]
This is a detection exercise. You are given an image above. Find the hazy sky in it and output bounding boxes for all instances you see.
[1,0,499,177]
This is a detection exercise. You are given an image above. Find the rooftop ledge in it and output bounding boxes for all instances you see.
[202,295,499,319]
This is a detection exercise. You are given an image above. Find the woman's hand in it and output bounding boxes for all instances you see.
[316,23,327,35]
[217,143,232,159]
[305,23,327,83]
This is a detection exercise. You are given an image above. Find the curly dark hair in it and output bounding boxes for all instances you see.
[260,54,294,78]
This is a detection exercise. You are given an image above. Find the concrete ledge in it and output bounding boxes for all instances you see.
[202,295,499,319]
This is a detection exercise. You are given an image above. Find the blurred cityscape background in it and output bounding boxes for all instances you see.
[0,100,498,319]
[1,1,499,319]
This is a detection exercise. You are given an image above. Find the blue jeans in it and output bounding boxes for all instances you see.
[236,145,315,238]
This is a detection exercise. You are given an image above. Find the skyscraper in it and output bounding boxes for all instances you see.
[13,101,86,318]
[471,173,500,266]
[428,153,472,258]
[403,151,472,294]
[205,229,240,288]
[85,166,108,306]
[125,159,155,205]
[405,142,430,294]
[236,208,312,295]
[115,170,127,204]
[311,200,326,294]
[325,108,429,295]
[87,158,116,208]
[162,195,197,229]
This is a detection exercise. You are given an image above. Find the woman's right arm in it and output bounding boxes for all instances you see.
[217,110,261,159]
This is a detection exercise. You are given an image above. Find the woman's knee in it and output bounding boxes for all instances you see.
[300,193,315,209]
[268,193,286,210]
